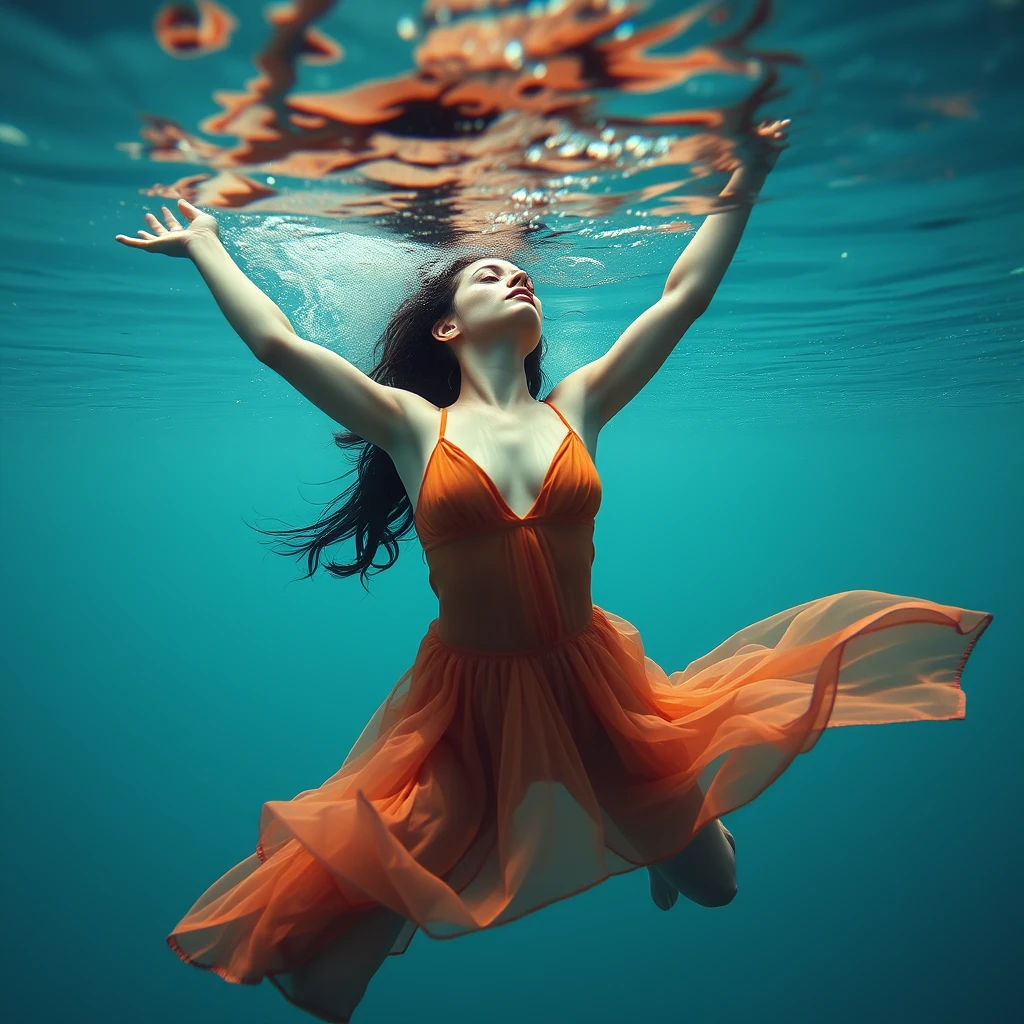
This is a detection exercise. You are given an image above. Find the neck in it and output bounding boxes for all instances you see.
[451,340,534,410]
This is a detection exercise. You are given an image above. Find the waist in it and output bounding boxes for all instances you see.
[424,521,596,653]
[428,605,601,657]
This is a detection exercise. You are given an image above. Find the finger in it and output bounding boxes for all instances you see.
[144,212,168,235]
[137,230,157,240]
[115,234,152,249]
[161,205,183,231]
[177,197,201,222]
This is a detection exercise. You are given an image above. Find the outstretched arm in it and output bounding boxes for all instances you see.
[114,200,421,449]
[550,118,790,432]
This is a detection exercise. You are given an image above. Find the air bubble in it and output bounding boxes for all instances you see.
[504,40,524,69]
[557,133,588,157]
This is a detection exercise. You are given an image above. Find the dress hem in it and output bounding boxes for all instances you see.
[169,604,994,987]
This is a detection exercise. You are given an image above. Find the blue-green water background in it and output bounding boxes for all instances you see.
[1,1,1021,1021]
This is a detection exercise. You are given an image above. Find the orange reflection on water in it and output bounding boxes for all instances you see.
[141,0,798,243]
[154,0,237,58]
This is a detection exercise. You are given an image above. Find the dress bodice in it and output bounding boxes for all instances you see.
[414,400,602,652]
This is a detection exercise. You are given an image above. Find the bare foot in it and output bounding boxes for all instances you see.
[648,823,734,911]
[647,865,679,911]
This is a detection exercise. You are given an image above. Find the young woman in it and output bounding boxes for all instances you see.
[115,119,992,1023]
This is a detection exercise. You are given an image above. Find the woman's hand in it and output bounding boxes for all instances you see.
[116,194,293,364]
[114,198,219,258]
[747,117,791,174]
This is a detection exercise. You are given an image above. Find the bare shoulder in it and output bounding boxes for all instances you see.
[387,386,444,454]
[545,373,600,452]
[390,385,442,425]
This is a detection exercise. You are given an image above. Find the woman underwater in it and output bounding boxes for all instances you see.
[115,118,992,1023]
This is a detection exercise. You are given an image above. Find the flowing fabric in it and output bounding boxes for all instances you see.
[167,400,993,1017]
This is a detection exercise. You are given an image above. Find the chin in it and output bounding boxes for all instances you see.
[506,301,539,316]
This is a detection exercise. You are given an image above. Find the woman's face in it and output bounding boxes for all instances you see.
[435,258,543,351]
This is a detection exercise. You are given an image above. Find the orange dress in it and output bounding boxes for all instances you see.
[168,399,993,1009]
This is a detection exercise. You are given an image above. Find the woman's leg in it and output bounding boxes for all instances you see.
[285,905,409,1023]
[649,821,737,910]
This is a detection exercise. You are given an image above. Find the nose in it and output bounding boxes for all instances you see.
[508,269,531,292]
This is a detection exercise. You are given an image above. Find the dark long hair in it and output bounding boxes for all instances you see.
[252,251,548,589]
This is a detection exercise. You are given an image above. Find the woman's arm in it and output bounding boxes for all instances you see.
[114,199,422,450]
[549,118,790,432]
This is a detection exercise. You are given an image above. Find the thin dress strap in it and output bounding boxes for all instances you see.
[542,398,574,434]
[438,406,448,439]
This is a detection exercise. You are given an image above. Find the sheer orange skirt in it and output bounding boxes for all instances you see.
[167,590,992,998]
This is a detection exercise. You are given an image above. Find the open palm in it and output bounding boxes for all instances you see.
[114,198,218,258]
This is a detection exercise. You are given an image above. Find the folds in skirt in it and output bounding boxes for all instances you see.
[167,590,992,1018]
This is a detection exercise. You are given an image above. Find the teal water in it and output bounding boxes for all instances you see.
[1,1,1021,1021]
